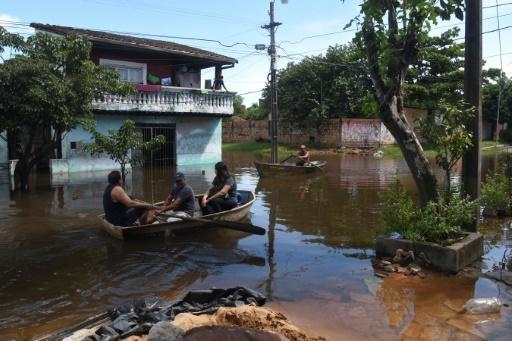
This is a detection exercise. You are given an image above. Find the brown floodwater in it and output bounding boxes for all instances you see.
[0,151,511,340]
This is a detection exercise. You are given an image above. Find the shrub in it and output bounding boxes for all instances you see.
[480,173,511,212]
[381,180,476,244]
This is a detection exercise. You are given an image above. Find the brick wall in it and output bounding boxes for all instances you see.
[223,117,397,147]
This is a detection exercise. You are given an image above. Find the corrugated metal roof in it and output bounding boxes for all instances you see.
[30,23,237,65]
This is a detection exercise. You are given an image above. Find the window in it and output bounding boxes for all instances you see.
[99,59,147,84]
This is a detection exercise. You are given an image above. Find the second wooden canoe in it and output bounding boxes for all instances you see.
[254,161,327,177]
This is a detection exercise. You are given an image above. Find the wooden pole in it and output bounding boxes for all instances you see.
[461,0,482,232]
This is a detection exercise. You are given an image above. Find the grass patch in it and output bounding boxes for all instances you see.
[482,140,502,149]
[379,145,436,159]
[223,142,296,157]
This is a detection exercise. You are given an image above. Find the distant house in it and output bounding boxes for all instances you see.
[2,23,237,174]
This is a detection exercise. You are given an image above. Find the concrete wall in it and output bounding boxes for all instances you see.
[62,114,177,173]
[223,118,397,147]
[176,116,222,166]
[0,132,7,168]
[223,108,428,147]
[60,114,222,173]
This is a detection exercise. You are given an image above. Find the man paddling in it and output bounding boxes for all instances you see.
[158,172,195,222]
[103,170,154,226]
[296,144,310,166]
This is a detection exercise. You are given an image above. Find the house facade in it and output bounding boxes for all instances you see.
[8,23,237,174]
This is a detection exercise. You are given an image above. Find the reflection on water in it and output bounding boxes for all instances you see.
[0,152,511,340]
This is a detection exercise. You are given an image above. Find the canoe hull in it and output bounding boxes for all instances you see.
[254,161,327,177]
[99,190,255,240]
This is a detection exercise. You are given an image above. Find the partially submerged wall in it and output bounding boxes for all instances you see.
[223,117,399,147]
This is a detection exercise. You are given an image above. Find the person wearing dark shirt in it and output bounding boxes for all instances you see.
[201,161,237,215]
[296,144,310,166]
[212,75,228,91]
[158,172,196,221]
[103,170,154,226]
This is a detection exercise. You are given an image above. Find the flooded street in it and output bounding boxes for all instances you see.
[1,152,511,340]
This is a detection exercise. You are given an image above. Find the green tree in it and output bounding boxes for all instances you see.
[482,69,512,130]
[0,28,132,190]
[348,0,464,206]
[405,28,465,110]
[261,43,376,129]
[233,95,248,118]
[246,103,267,120]
[420,100,474,200]
[83,119,165,184]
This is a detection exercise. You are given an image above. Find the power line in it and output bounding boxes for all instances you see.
[0,20,258,49]
[483,2,512,9]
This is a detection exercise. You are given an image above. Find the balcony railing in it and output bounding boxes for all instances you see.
[92,87,235,115]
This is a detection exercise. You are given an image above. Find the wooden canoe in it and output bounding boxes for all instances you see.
[254,160,327,177]
[99,190,256,240]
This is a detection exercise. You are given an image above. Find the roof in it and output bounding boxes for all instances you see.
[30,23,237,65]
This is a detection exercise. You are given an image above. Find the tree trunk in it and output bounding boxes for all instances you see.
[379,97,440,206]
[14,159,31,192]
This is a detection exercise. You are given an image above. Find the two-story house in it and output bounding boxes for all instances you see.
[6,23,237,174]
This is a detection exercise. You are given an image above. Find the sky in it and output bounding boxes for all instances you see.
[1,0,512,106]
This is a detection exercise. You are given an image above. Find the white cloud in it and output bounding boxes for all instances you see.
[0,14,34,35]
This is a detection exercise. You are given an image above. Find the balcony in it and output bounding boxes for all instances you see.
[92,86,235,115]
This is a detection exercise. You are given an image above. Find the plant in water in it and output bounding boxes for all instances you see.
[419,99,474,200]
[83,119,165,183]
[480,172,511,213]
[381,180,476,244]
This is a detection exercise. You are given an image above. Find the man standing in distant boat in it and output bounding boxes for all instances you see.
[158,172,195,221]
[296,144,310,166]
[103,170,154,226]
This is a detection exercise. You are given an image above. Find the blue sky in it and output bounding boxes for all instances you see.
[1,0,512,105]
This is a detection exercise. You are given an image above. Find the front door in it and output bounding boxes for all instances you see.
[135,123,176,167]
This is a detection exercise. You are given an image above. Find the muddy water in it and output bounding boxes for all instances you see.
[0,152,511,340]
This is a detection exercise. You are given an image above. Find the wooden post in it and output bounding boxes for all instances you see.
[461,0,482,232]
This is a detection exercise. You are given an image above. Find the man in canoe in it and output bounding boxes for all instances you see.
[296,144,310,166]
[103,170,155,226]
[157,172,195,221]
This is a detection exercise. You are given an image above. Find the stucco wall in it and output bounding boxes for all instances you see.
[176,116,222,166]
[62,114,177,173]
[0,132,7,167]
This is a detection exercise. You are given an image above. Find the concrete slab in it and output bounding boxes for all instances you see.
[375,233,484,273]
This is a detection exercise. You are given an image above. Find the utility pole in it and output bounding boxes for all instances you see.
[462,0,482,232]
[262,1,281,163]
[495,0,504,142]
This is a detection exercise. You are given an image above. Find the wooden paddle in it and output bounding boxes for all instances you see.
[157,212,266,235]
[307,161,324,171]
[280,154,296,164]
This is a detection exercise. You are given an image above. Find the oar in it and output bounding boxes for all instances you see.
[157,212,266,235]
[307,161,324,171]
[280,154,296,164]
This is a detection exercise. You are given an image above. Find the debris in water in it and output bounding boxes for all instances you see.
[463,297,502,314]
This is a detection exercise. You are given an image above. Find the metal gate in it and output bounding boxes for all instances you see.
[135,123,176,167]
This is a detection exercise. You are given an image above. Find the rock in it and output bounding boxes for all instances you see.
[147,321,184,341]
[374,272,388,278]
[383,264,396,273]
[408,265,422,275]
[380,260,392,266]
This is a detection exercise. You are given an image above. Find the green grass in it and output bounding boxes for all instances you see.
[223,142,296,157]
[379,145,436,159]
[482,140,502,149]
